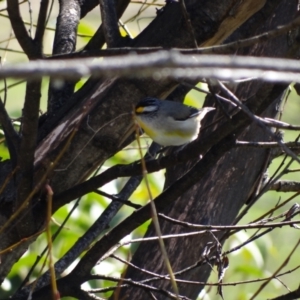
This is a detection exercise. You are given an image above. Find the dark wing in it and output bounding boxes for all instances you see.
[170,104,200,121]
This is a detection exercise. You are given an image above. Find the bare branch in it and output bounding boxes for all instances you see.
[258,117,300,130]
[86,274,183,300]
[3,53,300,83]
[88,266,300,289]
[157,216,300,232]
[269,180,300,192]
[83,0,130,51]
[99,0,123,47]
[34,0,49,47]
[52,0,80,55]
[16,81,41,235]
[48,0,81,114]
[215,81,300,163]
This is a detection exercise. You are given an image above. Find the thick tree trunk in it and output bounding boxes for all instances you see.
[117,1,299,299]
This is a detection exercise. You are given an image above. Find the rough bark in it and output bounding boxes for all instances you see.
[47,0,81,114]
[116,1,299,299]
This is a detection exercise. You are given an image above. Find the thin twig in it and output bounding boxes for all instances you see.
[217,81,300,163]
[87,274,186,300]
[86,265,300,295]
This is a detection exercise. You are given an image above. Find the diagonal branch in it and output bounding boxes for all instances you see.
[16,144,160,298]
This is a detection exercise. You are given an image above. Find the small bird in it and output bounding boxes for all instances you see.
[132,97,215,146]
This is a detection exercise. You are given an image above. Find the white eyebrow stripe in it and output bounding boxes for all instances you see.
[140,105,157,112]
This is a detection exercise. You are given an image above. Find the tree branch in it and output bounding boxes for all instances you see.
[269,180,300,192]
[34,0,49,48]
[16,81,42,235]
[84,0,130,50]
[48,0,81,114]
[99,0,123,47]
[3,53,300,82]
